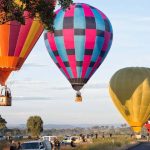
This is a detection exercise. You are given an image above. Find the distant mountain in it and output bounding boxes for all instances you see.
[8,124,122,129]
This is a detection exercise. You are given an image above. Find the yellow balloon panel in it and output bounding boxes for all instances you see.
[109,67,150,133]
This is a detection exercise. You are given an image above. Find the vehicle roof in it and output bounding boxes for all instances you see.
[23,140,43,144]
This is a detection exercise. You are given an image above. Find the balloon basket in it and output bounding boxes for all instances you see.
[75,91,82,102]
[75,96,82,102]
[0,96,11,106]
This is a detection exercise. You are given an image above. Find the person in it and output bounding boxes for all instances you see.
[102,132,105,139]
[6,88,11,98]
[95,133,98,139]
[110,133,112,138]
[17,142,21,150]
[10,141,17,150]
[54,138,60,150]
[70,138,76,147]
[147,133,149,141]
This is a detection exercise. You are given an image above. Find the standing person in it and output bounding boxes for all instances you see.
[102,132,105,139]
[95,133,98,139]
[17,142,21,150]
[147,133,149,141]
[70,138,76,147]
[10,141,17,150]
[54,139,60,150]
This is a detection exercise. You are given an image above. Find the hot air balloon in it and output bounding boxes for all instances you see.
[44,3,113,102]
[109,67,150,138]
[0,2,44,106]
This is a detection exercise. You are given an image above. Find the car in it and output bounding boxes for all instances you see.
[61,136,82,145]
[0,135,5,141]
[41,136,57,146]
[20,140,52,150]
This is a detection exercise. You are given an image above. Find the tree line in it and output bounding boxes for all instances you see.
[0,115,43,138]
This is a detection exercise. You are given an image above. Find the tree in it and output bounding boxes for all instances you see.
[0,115,7,130]
[0,0,73,31]
[27,116,43,137]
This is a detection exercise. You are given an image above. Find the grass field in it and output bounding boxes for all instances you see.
[61,136,136,150]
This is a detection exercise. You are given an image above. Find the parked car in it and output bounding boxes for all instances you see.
[12,135,23,140]
[41,136,57,146]
[20,140,52,150]
[61,136,82,145]
[0,135,5,141]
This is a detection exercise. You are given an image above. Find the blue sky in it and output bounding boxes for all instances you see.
[1,0,150,126]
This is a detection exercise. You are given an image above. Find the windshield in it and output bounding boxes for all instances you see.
[21,143,40,149]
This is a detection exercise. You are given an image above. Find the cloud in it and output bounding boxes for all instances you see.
[13,96,54,101]
[23,63,48,68]
[134,17,150,22]
[8,80,47,86]
[48,83,108,91]
[85,83,108,89]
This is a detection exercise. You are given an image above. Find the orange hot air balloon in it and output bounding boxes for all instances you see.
[0,9,43,106]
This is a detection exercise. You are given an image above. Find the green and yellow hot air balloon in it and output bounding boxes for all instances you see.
[109,67,150,136]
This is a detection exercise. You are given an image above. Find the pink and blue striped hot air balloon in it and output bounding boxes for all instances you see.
[44,3,113,102]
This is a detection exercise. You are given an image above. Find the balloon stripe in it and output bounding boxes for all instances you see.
[74,36,85,77]
[85,8,106,78]
[63,4,77,78]
[47,33,71,79]
[81,28,96,78]
[20,20,42,57]
[9,21,21,56]
[89,56,102,78]
[81,4,96,78]
[74,4,85,29]
[65,4,75,17]
[63,29,77,78]
[54,35,73,78]
[45,34,69,79]
[91,8,105,31]
[45,36,57,63]
[90,8,105,62]
[74,4,86,77]
[102,31,111,51]
[54,9,65,30]
[82,3,94,17]
[14,11,33,56]
[0,23,10,56]
[22,25,43,63]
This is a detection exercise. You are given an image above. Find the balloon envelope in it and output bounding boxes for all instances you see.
[109,67,150,133]
[44,3,113,92]
[0,11,43,85]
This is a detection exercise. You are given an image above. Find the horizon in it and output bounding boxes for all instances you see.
[1,0,150,126]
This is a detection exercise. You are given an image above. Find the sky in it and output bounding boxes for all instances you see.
[1,0,150,126]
